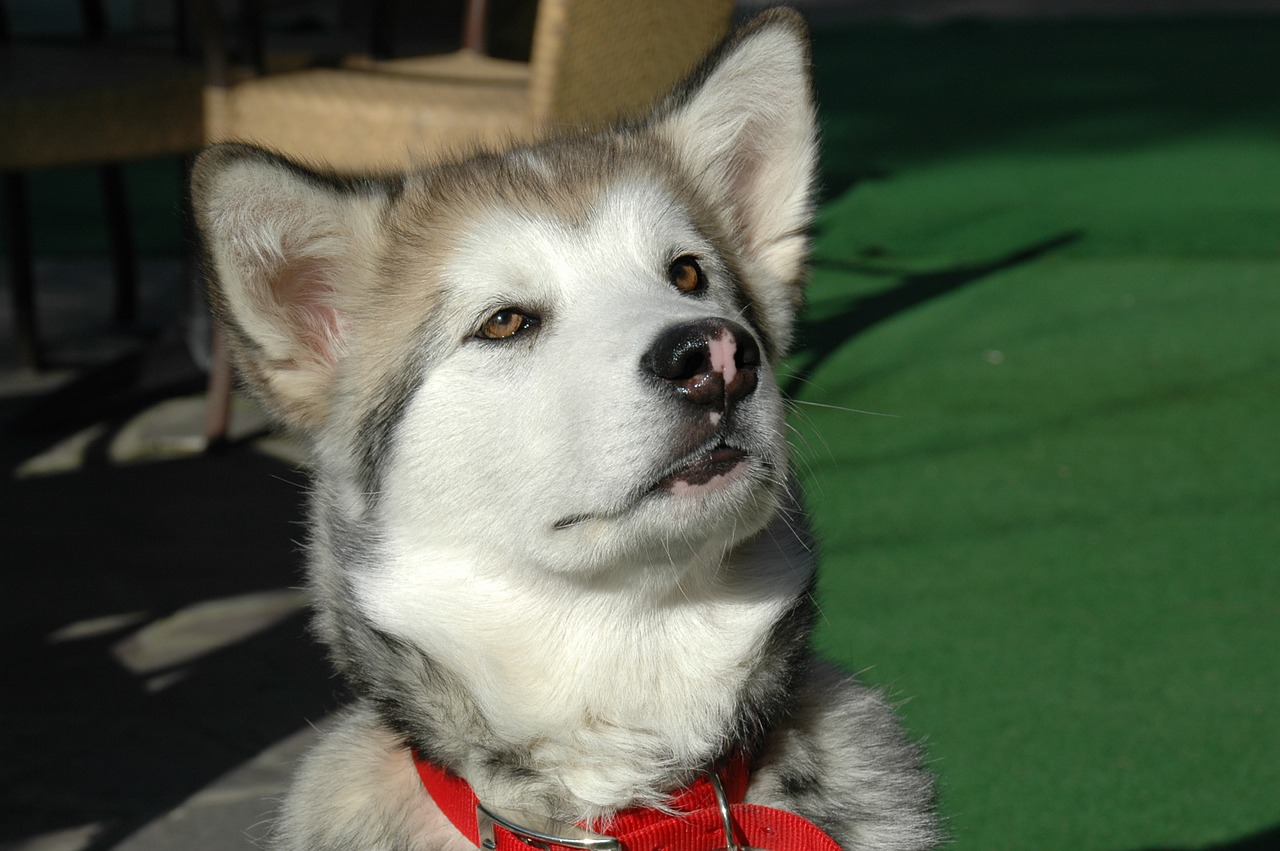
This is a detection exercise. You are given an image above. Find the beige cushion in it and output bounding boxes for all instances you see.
[205,67,534,174]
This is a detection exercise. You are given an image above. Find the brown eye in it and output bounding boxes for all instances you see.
[668,255,705,294]
[479,309,532,340]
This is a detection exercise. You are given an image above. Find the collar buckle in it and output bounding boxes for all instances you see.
[705,771,765,851]
[477,801,620,851]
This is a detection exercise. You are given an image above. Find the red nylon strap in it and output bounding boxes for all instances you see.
[413,752,842,851]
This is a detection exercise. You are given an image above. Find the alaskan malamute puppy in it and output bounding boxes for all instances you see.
[193,10,938,851]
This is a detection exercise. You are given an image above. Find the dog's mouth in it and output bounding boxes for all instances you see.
[551,443,753,531]
[652,443,748,492]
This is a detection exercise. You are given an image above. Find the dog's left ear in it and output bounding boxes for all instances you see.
[654,9,817,294]
[192,145,394,433]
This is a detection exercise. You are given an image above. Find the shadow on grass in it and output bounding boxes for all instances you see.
[1141,823,1280,851]
[784,231,1082,399]
[813,18,1280,174]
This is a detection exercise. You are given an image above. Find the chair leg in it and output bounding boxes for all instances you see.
[463,0,489,54]
[204,320,235,448]
[179,153,236,449]
[99,164,138,327]
[2,172,42,370]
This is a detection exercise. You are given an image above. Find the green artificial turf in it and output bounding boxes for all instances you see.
[790,17,1280,851]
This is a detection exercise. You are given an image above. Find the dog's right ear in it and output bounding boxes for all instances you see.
[192,145,392,433]
[650,9,816,357]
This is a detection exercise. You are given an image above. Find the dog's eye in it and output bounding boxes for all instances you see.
[668,256,706,294]
[478,309,535,340]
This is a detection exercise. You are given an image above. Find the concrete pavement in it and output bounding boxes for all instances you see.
[1,259,329,850]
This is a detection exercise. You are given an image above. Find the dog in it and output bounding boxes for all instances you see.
[192,9,939,851]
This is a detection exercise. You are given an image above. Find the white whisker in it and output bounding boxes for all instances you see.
[790,399,900,418]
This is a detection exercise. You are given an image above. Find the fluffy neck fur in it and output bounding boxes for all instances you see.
[308,479,817,823]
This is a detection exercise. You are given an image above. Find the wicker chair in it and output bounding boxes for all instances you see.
[197,0,733,444]
[1,1,204,369]
[198,0,735,174]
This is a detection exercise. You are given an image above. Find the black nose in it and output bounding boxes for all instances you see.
[642,319,760,410]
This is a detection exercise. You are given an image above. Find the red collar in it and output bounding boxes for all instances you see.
[414,751,842,851]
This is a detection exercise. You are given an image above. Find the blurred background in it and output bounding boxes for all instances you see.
[2,2,1278,850]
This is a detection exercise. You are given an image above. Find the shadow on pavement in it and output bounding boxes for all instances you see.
[1,389,340,846]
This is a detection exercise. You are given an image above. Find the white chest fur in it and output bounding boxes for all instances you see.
[350,518,807,811]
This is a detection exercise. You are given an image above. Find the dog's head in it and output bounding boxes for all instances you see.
[192,10,816,581]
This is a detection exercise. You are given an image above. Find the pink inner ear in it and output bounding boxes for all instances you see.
[275,257,344,366]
